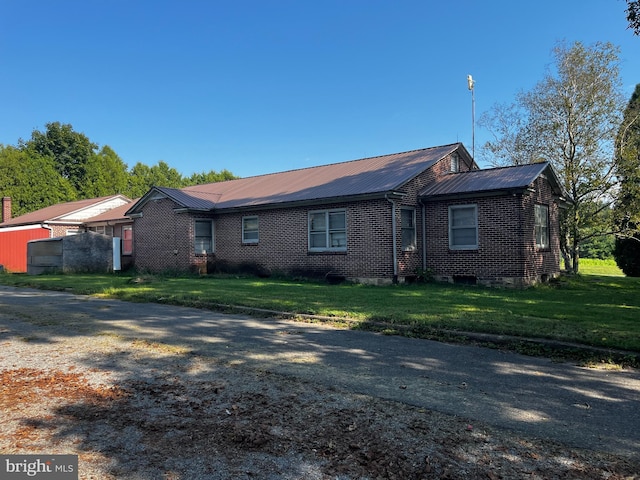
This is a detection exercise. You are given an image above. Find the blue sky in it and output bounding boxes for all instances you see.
[1,1,638,178]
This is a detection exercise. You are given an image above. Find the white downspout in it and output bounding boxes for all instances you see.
[385,194,398,283]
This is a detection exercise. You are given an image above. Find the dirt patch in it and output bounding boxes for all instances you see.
[1,314,639,479]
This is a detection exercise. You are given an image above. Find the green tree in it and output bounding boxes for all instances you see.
[81,145,130,198]
[126,161,185,198]
[184,169,237,186]
[627,0,640,34]
[613,84,640,276]
[0,145,76,216]
[20,122,97,193]
[479,41,625,273]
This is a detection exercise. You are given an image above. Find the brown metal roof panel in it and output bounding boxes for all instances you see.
[156,187,219,210]
[420,163,548,198]
[184,144,460,210]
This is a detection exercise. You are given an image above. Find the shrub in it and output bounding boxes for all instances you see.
[613,234,640,277]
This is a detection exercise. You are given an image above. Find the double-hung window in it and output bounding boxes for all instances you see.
[449,205,478,250]
[194,220,214,254]
[309,209,347,252]
[242,216,259,244]
[535,204,549,248]
[401,207,416,251]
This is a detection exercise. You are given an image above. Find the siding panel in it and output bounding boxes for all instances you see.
[0,227,51,272]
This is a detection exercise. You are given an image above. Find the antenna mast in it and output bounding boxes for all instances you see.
[467,74,475,159]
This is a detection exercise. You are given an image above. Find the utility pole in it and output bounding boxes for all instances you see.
[467,74,475,159]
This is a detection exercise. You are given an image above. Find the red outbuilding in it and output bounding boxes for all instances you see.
[0,195,132,272]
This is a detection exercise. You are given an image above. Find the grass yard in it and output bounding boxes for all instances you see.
[576,258,623,276]
[1,259,638,355]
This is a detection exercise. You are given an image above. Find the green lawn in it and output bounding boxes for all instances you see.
[1,260,638,354]
[576,258,623,276]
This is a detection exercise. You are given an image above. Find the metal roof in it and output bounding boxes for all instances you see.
[129,144,464,213]
[0,195,132,227]
[419,162,561,199]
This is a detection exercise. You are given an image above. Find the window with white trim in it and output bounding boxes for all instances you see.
[451,154,459,173]
[449,205,478,249]
[308,209,346,251]
[401,207,416,251]
[194,220,214,254]
[242,216,259,244]
[535,204,549,248]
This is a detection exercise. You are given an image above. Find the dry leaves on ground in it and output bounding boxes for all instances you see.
[2,334,639,480]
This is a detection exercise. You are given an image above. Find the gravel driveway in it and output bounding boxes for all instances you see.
[1,285,639,479]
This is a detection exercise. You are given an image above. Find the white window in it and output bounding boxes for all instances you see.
[535,204,549,248]
[194,220,214,254]
[451,154,459,173]
[401,207,416,251]
[449,205,478,250]
[309,209,346,252]
[242,216,259,244]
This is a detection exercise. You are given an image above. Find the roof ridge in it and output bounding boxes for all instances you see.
[193,143,462,186]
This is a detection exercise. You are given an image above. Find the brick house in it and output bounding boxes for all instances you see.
[126,143,568,286]
[0,195,131,272]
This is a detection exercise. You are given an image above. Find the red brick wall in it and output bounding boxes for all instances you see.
[132,198,202,272]
[394,154,473,278]
[132,197,397,279]
[213,199,396,280]
[521,176,562,283]
[49,225,80,237]
[130,153,561,285]
[424,181,561,286]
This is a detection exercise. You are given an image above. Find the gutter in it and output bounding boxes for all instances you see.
[182,191,407,216]
[420,188,529,203]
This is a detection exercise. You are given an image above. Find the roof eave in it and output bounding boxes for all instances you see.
[125,187,187,216]
[420,188,528,202]
[213,190,406,214]
[174,207,212,214]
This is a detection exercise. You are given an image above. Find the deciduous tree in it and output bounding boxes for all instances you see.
[479,41,625,273]
[0,145,76,216]
[184,169,237,186]
[20,122,97,193]
[81,146,130,198]
[627,0,640,35]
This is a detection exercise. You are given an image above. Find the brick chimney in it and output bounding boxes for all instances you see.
[2,197,11,223]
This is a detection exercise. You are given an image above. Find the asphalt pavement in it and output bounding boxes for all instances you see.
[1,285,639,458]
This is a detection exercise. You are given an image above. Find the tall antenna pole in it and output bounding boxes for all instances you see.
[467,74,475,159]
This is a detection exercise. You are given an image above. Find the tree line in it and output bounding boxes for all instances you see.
[0,122,236,217]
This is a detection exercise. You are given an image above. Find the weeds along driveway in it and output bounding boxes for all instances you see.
[1,284,639,458]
